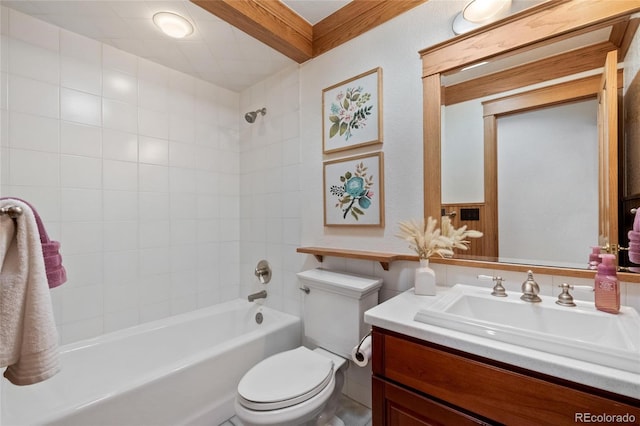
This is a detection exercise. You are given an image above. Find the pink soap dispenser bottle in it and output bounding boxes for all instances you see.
[595,253,620,314]
[588,246,601,270]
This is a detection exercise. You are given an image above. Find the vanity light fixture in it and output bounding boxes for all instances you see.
[462,0,512,23]
[152,12,194,39]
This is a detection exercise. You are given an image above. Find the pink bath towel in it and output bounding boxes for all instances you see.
[0,199,60,385]
[0,197,66,288]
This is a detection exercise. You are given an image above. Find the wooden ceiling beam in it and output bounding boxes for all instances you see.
[190,0,428,63]
[191,0,313,63]
[313,0,428,57]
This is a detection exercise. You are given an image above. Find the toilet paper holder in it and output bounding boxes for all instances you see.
[354,330,372,362]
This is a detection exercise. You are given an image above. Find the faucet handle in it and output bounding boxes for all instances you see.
[477,275,507,297]
[254,259,272,284]
[556,283,576,307]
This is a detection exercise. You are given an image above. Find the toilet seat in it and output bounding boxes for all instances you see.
[237,347,334,411]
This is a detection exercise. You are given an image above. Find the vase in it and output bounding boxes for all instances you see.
[414,259,436,296]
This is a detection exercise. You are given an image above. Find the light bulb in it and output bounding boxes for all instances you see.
[153,12,194,39]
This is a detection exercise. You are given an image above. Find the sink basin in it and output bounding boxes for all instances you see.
[414,284,640,373]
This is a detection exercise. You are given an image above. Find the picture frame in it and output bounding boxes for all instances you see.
[323,152,384,227]
[322,67,383,154]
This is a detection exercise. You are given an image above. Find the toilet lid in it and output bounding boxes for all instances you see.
[237,347,334,411]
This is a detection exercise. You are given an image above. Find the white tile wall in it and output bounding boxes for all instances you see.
[0,7,240,344]
[238,64,304,318]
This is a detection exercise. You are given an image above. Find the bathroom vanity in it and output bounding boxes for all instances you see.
[365,288,640,426]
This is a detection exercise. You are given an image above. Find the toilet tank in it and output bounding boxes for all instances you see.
[297,268,383,358]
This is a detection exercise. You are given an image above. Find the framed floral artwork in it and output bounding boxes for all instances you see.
[322,67,383,154]
[323,152,384,227]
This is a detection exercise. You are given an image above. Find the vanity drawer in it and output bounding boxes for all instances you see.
[374,330,640,426]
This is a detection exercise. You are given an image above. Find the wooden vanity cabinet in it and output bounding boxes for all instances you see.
[372,328,640,426]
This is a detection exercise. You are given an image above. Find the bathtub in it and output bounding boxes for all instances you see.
[1,299,302,426]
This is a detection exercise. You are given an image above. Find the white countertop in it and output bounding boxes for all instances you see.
[364,286,640,400]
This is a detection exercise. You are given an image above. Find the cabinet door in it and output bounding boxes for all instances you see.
[373,377,491,426]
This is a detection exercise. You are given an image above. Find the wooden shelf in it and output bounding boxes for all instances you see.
[296,247,416,271]
[297,247,640,283]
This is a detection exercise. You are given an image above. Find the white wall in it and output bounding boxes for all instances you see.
[299,0,465,254]
[498,100,598,267]
[0,7,241,344]
[442,100,484,203]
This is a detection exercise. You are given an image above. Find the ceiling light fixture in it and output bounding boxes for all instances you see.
[153,12,194,39]
[462,0,512,23]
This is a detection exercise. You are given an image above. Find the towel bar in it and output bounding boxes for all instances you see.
[0,205,23,218]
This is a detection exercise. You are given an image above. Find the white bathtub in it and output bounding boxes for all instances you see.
[1,300,302,426]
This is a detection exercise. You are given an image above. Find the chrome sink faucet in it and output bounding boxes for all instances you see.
[520,270,542,303]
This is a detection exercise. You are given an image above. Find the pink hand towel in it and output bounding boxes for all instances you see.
[0,199,60,385]
[0,197,66,288]
[634,208,640,232]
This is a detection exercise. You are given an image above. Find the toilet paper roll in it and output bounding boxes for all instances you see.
[351,336,372,367]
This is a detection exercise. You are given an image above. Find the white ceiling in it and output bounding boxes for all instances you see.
[1,0,350,92]
[282,0,350,25]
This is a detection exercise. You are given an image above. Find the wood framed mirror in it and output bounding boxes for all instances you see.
[420,0,640,282]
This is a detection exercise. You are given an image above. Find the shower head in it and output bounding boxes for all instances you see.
[244,107,267,123]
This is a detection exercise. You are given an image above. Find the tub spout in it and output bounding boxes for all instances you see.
[248,290,267,302]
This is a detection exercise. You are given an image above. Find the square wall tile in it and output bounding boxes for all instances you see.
[60,188,102,221]
[60,221,103,255]
[9,75,59,118]
[61,57,101,95]
[103,190,138,221]
[103,68,137,104]
[9,39,59,84]
[102,128,137,162]
[139,163,169,192]
[139,191,170,220]
[60,121,101,157]
[139,136,168,165]
[9,148,59,187]
[103,220,138,251]
[61,155,102,189]
[61,88,101,126]
[104,159,138,191]
[103,98,137,133]
[138,107,168,139]
[9,111,59,152]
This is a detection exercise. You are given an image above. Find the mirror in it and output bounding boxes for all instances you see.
[420,1,640,280]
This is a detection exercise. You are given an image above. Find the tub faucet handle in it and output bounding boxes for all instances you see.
[254,260,272,284]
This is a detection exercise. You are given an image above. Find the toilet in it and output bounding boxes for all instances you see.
[234,268,383,426]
